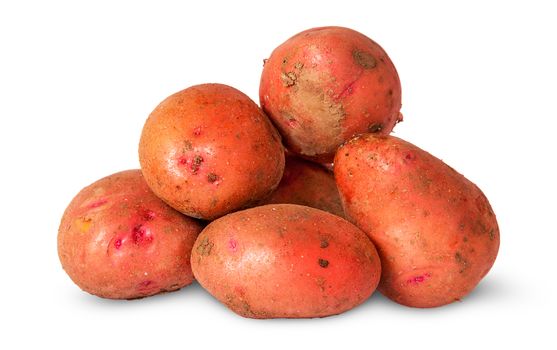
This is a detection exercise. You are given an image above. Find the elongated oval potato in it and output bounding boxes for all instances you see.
[139,83,285,220]
[191,204,381,318]
[58,170,203,299]
[334,135,500,308]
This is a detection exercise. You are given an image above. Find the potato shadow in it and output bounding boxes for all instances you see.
[69,274,514,321]
[356,273,514,314]
[72,281,217,309]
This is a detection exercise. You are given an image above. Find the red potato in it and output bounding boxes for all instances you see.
[258,154,345,218]
[139,83,285,220]
[191,204,381,318]
[260,26,402,162]
[57,170,203,299]
[334,135,500,308]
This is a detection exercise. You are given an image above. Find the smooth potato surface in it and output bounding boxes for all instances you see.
[259,155,344,218]
[139,83,285,220]
[260,26,402,162]
[191,204,381,318]
[334,135,500,307]
[58,170,202,299]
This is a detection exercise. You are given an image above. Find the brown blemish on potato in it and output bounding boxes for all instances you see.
[183,140,193,151]
[368,123,383,133]
[473,219,489,235]
[455,252,468,273]
[196,237,214,256]
[240,300,256,317]
[207,173,219,183]
[281,71,297,87]
[488,229,496,241]
[352,50,377,69]
[320,239,329,248]
[318,258,329,268]
[192,155,203,174]
[283,68,346,156]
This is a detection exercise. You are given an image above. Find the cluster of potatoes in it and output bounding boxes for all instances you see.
[58,26,500,318]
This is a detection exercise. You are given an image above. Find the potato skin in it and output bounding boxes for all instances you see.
[258,155,345,218]
[334,135,500,308]
[191,204,381,318]
[139,83,285,220]
[57,170,203,299]
[260,26,402,162]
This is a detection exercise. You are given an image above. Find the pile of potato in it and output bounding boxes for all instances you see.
[58,26,499,317]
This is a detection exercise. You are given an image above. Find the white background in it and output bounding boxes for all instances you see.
[1,1,555,349]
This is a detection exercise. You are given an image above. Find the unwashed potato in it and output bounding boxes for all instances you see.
[191,204,381,318]
[334,135,500,307]
[260,26,402,162]
[58,170,203,299]
[258,154,345,218]
[139,83,285,220]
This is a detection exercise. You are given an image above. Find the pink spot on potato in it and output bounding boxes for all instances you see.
[336,79,357,101]
[228,238,238,252]
[286,118,297,128]
[193,126,202,136]
[137,280,156,291]
[114,238,122,249]
[178,154,204,174]
[132,225,152,245]
[404,152,416,162]
[142,209,156,221]
[407,273,431,285]
[88,199,108,209]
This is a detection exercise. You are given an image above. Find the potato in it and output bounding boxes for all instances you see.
[258,154,345,218]
[334,135,500,308]
[260,26,402,162]
[191,204,381,318]
[139,83,285,220]
[57,170,202,299]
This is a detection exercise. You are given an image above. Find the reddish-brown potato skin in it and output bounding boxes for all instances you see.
[58,170,203,299]
[139,83,285,220]
[258,155,345,218]
[191,204,381,318]
[334,135,500,308]
[260,26,402,162]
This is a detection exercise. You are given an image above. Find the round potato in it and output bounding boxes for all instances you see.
[260,26,402,162]
[334,135,500,307]
[139,83,285,220]
[258,154,344,218]
[58,170,203,299]
[191,204,381,318]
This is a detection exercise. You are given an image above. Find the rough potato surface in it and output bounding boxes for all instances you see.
[139,83,285,220]
[334,135,500,307]
[260,26,402,162]
[258,154,345,218]
[58,170,202,299]
[191,204,381,318]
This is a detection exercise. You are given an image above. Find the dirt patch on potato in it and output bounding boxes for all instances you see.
[286,69,345,157]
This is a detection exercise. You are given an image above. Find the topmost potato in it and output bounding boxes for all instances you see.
[260,26,402,162]
[139,83,285,220]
